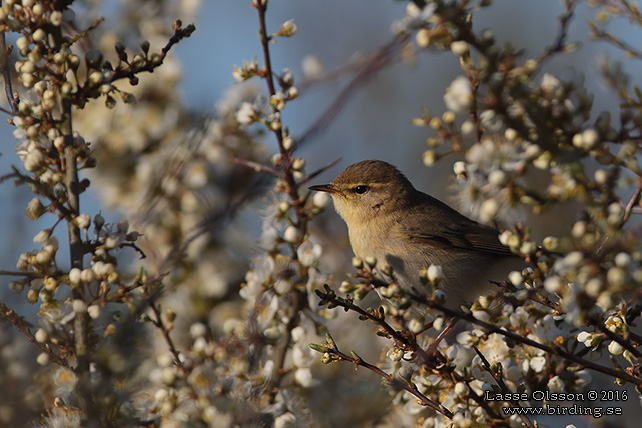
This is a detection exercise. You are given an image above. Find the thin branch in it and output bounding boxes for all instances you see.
[621,179,642,225]
[0,29,17,113]
[230,157,281,177]
[0,270,42,278]
[147,296,209,428]
[315,285,434,365]
[539,0,579,62]
[312,334,453,419]
[267,290,305,401]
[148,298,190,376]
[474,347,534,428]
[4,167,75,219]
[0,301,69,368]
[589,23,642,60]
[67,17,105,46]
[590,317,642,359]
[418,298,642,386]
[254,1,312,405]
[297,157,341,187]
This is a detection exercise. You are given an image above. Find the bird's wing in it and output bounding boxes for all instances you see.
[398,201,516,257]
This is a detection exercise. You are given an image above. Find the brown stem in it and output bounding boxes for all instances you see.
[316,287,433,364]
[0,29,17,113]
[254,1,311,403]
[61,97,88,366]
[422,299,642,386]
[267,290,305,402]
[474,347,534,428]
[324,342,453,419]
[621,179,642,225]
[148,298,209,428]
[0,301,69,367]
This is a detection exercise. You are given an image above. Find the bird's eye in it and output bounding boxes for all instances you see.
[354,185,369,194]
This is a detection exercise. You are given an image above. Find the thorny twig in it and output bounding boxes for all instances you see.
[147,297,209,428]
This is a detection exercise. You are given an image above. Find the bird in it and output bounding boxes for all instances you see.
[309,159,520,309]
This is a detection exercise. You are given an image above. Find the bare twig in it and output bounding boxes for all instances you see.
[589,23,642,60]
[539,0,579,62]
[315,285,433,365]
[474,347,534,428]
[621,179,642,225]
[298,157,341,186]
[0,30,17,113]
[0,301,69,368]
[0,270,42,278]
[230,157,281,177]
[312,333,453,419]
[66,17,105,46]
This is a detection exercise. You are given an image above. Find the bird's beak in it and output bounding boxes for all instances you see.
[309,183,339,194]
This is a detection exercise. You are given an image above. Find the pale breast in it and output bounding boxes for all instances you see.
[348,219,518,308]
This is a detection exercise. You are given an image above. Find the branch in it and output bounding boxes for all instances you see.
[148,297,190,376]
[230,157,281,177]
[267,290,306,401]
[621,179,642,225]
[4,167,75,219]
[0,301,69,368]
[539,0,579,62]
[315,285,434,365]
[311,333,453,419]
[418,298,642,386]
[297,157,341,187]
[146,296,209,428]
[589,317,642,360]
[474,347,534,428]
[0,30,17,113]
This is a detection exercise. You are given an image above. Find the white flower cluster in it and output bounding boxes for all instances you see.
[452,136,537,224]
[391,2,436,35]
[384,306,591,428]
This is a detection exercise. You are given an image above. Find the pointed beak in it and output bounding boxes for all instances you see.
[309,183,339,194]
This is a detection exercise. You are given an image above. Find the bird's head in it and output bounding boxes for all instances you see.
[309,160,416,224]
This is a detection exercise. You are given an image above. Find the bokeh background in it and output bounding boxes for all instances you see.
[1,1,641,426]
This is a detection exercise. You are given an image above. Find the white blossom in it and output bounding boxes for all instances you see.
[444,76,473,113]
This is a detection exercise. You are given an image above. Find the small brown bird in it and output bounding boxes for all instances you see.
[310,159,519,308]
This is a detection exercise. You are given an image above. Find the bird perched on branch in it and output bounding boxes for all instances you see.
[310,159,520,309]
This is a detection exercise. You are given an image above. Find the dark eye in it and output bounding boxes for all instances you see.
[354,185,369,194]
